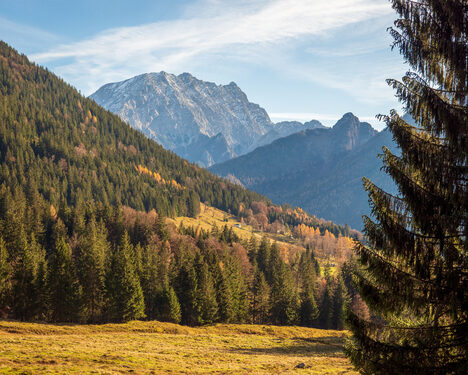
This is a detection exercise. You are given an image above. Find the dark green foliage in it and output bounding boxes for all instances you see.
[318,281,333,330]
[299,249,319,327]
[105,232,145,322]
[269,244,300,325]
[0,237,11,311]
[48,235,81,322]
[76,219,108,322]
[0,41,354,329]
[194,257,219,324]
[251,268,270,324]
[346,1,468,374]
[331,274,348,330]
[154,285,181,324]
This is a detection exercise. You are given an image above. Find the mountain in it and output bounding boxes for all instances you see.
[210,113,398,229]
[0,42,358,327]
[0,42,269,219]
[90,72,275,166]
[251,119,325,150]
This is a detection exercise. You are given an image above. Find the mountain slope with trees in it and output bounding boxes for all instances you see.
[210,113,395,229]
[0,41,360,328]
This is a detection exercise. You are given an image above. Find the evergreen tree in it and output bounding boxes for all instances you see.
[77,219,108,322]
[155,285,181,324]
[318,280,333,329]
[331,274,348,330]
[299,249,319,326]
[140,243,160,320]
[48,236,82,322]
[251,267,270,324]
[269,260,300,326]
[105,232,145,322]
[0,237,11,312]
[194,256,218,324]
[346,1,468,373]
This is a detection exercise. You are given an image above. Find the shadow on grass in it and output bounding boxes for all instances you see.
[228,336,347,357]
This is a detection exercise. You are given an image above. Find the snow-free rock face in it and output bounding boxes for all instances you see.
[251,119,325,150]
[209,113,384,229]
[90,72,274,166]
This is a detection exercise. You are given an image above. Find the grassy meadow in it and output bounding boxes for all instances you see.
[0,320,357,374]
[169,203,304,251]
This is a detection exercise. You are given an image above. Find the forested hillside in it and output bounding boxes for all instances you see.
[0,42,269,218]
[210,113,398,229]
[0,42,362,328]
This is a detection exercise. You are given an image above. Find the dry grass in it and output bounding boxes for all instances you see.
[169,204,303,252]
[0,320,357,374]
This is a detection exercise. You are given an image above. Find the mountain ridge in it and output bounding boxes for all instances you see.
[210,113,395,229]
[90,71,274,166]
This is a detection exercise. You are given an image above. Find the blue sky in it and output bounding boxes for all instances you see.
[0,0,407,129]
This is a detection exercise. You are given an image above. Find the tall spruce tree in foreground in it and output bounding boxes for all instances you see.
[346,1,467,374]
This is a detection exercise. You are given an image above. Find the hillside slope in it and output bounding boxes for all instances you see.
[210,114,397,229]
[0,42,267,217]
[0,42,358,329]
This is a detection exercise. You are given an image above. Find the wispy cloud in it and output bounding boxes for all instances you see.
[30,0,393,95]
[0,16,59,52]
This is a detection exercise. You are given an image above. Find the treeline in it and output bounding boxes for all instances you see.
[0,185,353,329]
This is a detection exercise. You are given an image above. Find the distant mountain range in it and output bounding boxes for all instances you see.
[90,72,324,167]
[91,72,400,229]
[210,113,399,229]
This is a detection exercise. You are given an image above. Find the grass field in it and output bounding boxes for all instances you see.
[0,320,357,374]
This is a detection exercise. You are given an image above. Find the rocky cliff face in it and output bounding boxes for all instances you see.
[90,72,274,166]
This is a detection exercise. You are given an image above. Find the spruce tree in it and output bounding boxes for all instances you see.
[155,285,181,324]
[299,251,319,327]
[0,237,11,312]
[331,274,348,330]
[77,219,108,322]
[346,1,468,373]
[251,267,271,324]
[105,232,145,322]
[48,236,82,322]
[194,256,218,324]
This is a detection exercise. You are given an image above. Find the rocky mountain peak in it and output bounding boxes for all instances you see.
[90,72,274,166]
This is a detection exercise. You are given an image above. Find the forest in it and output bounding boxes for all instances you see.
[0,41,360,329]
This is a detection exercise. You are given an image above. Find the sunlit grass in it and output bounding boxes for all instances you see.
[0,320,357,374]
[169,203,301,248]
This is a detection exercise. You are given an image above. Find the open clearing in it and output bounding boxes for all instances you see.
[0,320,357,374]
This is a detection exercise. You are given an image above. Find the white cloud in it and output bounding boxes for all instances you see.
[30,0,393,95]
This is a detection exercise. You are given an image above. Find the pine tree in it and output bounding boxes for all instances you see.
[331,274,348,330]
[105,232,145,322]
[251,267,271,324]
[299,250,319,327]
[0,237,11,312]
[155,285,181,324]
[269,258,300,325]
[318,280,333,329]
[48,236,82,322]
[194,256,218,324]
[346,1,468,373]
[77,219,108,322]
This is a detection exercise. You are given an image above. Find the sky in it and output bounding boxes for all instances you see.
[0,0,408,129]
